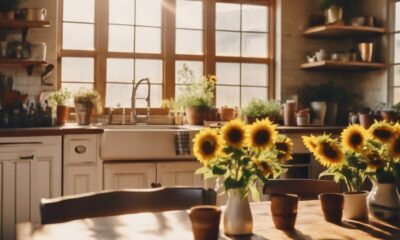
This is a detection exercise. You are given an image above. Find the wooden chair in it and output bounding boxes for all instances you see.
[40,187,216,224]
[263,179,342,200]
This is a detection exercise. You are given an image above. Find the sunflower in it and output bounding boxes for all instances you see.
[314,141,344,167]
[253,159,273,176]
[193,128,223,165]
[302,135,318,154]
[341,124,368,152]
[275,135,293,162]
[388,134,400,159]
[369,121,395,143]
[246,118,277,149]
[364,151,385,169]
[220,119,246,148]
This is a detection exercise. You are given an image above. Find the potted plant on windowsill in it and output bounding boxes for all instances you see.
[320,0,346,24]
[193,119,293,235]
[241,98,281,124]
[73,88,102,125]
[0,0,24,20]
[48,88,71,126]
[176,64,215,125]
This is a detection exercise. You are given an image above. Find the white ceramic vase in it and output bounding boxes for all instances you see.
[224,189,253,235]
[310,101,327,126]
[343,191,369,220]
[368,181,400,221]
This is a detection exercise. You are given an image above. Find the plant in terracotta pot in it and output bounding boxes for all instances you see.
[358,107,374,129]
[241,98,281,124]
[0,0,24,20]
[73,88,102,125]
[176,64,215,125]
[48,88,71,126]
[193,119,293,235]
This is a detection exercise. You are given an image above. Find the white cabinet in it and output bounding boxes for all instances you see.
[104,163,156,189]
[0,136,62,240]
[103,161,203,190]
[63,134,101,196]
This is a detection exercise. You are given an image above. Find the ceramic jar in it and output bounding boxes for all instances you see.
[343,191,369,220]
[224,189,253,235]
[368,182,400,221]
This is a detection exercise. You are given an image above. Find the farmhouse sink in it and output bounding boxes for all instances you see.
[100,125,201,161]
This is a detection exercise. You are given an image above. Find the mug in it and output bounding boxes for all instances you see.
[21,8,47,21]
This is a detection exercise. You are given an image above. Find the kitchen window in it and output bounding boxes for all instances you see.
[58,0,275,110]
[391,0,400,104]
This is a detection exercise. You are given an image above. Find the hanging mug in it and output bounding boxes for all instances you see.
[21,8,47,21]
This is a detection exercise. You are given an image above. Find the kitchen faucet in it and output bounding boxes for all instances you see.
[130,78,151,124]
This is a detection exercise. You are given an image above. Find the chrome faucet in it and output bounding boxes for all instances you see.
[130,78,151,124]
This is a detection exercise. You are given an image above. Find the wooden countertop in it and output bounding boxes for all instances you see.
[0,124,104,137]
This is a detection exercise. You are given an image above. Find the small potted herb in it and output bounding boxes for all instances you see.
[241,98,281,124]
[48,88,71,126]
[73,88,102,125]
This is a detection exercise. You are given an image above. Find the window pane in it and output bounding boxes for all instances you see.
[136,0,161,27]
[394,65,400,86]
[216,31,240,56]
[395,34,400,63]
[109,0,135,25]
[394,87,400,104]
[63,0,94,23]
[176,29,203,54]
[61,57,94,82]
[63,23,94,50]
[216,62,240,85]
[107,58,134,83]
[242,33,268,57]
[135,27,161,53]
[216,3,240,31]
[396,2,400,31]
[62,83,94,98]
[106,83,133,108]
[175,61,203,84]
[176,0,203,29]
[216,86,240,108]
[242,5,268,32]
[241,87,268,106]
[135,59,163,84]
[109,25,134,52]
[242,64,268,86]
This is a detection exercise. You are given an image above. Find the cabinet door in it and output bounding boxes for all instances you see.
[156,161,203,187]
[104,163,156,190]
[64,165,98,195]
[64,134,98,165]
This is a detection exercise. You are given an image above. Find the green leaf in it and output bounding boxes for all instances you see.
[249,184,260,202]
[195,166,209,174]
[212,165,226,175]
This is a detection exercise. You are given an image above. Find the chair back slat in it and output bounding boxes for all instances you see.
[40,187,216,224]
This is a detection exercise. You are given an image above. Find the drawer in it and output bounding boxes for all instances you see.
[64,135,98,165]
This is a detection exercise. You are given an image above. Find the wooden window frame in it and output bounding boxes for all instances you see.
[390,0,399,104]
[57,0,276,113]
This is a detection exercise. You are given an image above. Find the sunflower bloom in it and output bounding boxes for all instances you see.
[389,134,400,159]
[369,121,395,143]
[247,118,277,149]
[315,142,344,167]
[220,119,246,148]
[341,124,368,152]
[253,159,273,176]
[275,136,293,162]
[302,135,318,154]
[193,129,223,165]
[365,152,385,169]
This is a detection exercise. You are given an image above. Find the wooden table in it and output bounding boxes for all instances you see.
[17,201,400,240]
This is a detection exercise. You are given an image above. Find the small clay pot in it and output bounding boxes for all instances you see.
[219,107,235,121]
[270,194,299,230]
[185,106,207,125]
[189,205,221,240]
[319,193,344,224]
[380,110,396,123]
[358,113,374,129]
[56,105,69,126]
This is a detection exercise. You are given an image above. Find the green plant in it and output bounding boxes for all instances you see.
[47,89,71,108]
[73,88,102,113]
[0,0,24,12]
[319,0,346,10]
[194,119,293,199]
[241,99,281,118]
[176,64,215,109]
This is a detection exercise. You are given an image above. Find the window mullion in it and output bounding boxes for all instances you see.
[204,0,217,105]
[163,0,176,100]
[96,0,109,108]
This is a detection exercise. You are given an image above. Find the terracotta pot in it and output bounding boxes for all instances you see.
[358,113,374,129]
[319,193,344,224]
[185,106,207,125]
[380,110,396,123]
[74,102,94,125]
[204,108,219,121]
[219,108,235,121]
[270,193,299,230]
[56,105,69,126]
[343,191,369,220]
[189,205,221,240]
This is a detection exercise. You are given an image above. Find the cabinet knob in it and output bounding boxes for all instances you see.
[151,183,162,188]
[75,145,87,154]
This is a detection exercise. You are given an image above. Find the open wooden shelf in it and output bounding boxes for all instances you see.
[0,58,47,67]
[0,19,50,29]
[300,60,385,70]
[303,25,386,37]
